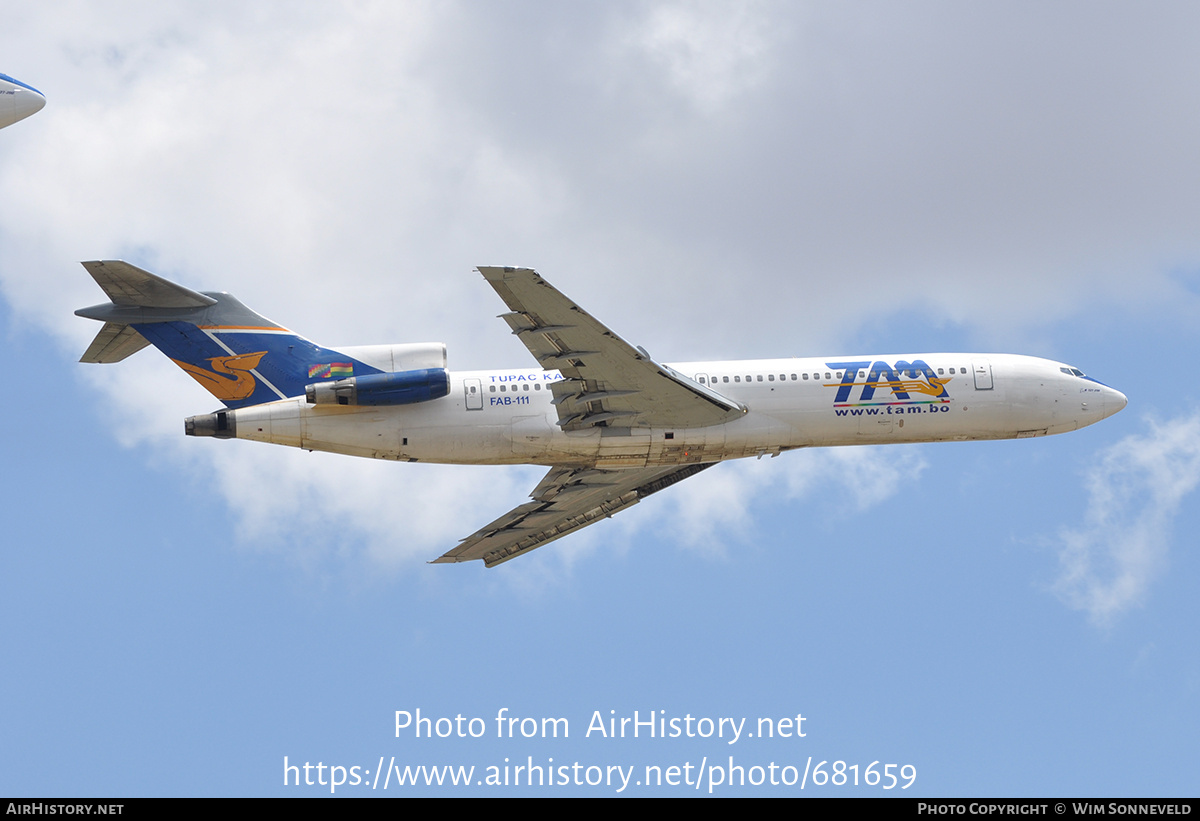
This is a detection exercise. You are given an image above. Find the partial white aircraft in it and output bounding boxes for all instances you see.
[76,261,1126,566]
[0,73,45,130]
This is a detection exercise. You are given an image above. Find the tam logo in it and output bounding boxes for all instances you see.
[824,360,950,406]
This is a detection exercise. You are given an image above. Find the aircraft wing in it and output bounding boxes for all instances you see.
[478,266,746,431]
[433,463,714,567]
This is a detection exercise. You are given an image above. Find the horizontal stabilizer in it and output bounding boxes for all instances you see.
[79,322,150,363]
[81,260,216,308]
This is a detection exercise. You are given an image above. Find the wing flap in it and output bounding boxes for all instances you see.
[433,463,715,567]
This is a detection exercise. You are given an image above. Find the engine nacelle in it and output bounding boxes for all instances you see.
[305,368,450,406]
[185,409,236,438]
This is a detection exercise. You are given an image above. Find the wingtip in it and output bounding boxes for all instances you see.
[476,265,536,278]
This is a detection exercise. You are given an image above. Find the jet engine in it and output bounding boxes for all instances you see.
[305,368,450,406]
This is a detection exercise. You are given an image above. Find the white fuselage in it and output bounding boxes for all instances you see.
[226,353,1127,468]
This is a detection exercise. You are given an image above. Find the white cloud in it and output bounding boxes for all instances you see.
[645,444,928,556]
[624,1,780,114]
[203,446,543,570]
[1053,413,1200,625]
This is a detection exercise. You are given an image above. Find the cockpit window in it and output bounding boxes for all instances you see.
[1060,366,1088,378]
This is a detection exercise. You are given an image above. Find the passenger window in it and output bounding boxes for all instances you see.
[768,374,775,381]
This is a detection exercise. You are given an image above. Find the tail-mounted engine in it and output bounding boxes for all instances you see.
[305,368,450,406]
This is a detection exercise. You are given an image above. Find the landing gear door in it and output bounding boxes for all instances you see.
[464,377,483,410]
[972,360,993,390]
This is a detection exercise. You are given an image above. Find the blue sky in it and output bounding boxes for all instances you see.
[2,2,1199,796]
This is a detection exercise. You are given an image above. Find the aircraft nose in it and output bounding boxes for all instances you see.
[18,89,46,119]
[1103,386,1128,419]
[1,87,45,129]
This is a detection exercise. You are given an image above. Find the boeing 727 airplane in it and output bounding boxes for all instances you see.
[0,73,45,130]
[76,261,1127,566]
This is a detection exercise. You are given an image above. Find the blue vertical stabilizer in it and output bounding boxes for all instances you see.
[75,260,381,408]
